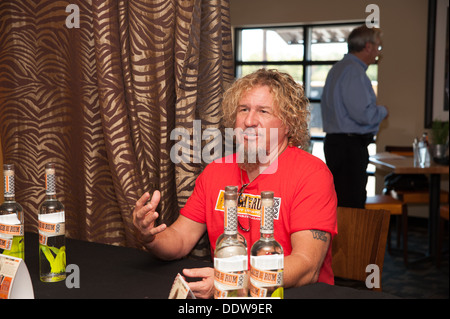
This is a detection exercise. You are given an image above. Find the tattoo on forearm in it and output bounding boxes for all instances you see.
[310,230,328,242]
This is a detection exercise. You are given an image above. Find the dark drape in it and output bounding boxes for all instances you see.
[0,0,233,254]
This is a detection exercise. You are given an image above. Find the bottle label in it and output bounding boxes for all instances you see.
[214,255,248,294]
[260,206,274,233]
[224,206,237,235]
[0,237,12,250]
[250,255,284,291]
[249,283,268,298]
[250,254,283,270]
[38,211,65,245]
[214,269,247,289]
[250,267,283,286]
[45,168,56,195]
[3,169,14,197]
[0,224,24,237]
[214,255,248,272]
[0,214,24,237]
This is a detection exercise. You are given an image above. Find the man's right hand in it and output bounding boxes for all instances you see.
[133,190,167,247]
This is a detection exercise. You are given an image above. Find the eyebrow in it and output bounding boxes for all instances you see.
[238,104,273,110]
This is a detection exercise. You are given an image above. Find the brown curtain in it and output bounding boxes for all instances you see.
[0,0,233,252]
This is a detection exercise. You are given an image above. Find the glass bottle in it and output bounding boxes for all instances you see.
[250,191,284,298]
[216,186,247,248]
[38,163,66,282]
[418,133,431,167]
[0,164,25,259]
[213,188,248,298]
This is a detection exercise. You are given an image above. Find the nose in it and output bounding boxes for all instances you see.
[244,109,258,127]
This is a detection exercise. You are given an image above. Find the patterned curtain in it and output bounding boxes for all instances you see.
[0,0,233,252]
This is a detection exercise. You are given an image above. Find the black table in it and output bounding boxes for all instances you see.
[22,232,397,300]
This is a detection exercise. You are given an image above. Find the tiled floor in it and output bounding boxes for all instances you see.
[381,218,449,299]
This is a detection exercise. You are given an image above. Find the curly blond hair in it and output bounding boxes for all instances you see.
[221,68,310,149]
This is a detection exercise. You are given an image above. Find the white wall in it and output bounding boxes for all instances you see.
[230,0,447,217]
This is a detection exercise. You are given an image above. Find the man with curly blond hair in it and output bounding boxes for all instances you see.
[133,69,337,298]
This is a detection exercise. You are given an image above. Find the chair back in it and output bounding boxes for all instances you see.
[332,207,391,291]
[385,145,414,156]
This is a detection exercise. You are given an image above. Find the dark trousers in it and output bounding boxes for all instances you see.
[324,133,374,209]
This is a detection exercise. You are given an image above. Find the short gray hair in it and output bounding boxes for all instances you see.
[347,25,382,53]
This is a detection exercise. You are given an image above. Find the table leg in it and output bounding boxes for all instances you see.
[428,174,440,263]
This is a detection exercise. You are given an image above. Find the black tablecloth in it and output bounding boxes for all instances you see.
[22,232,397,299]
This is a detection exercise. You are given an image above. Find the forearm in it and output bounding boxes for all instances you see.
[143,215,207,261]
[144,227,187,261]
[283,253,321,288]
[283,230,331,288]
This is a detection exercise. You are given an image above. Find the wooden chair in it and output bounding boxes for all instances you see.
[332,207,391,292]
[437,204,449,268]
[365,195,408,265]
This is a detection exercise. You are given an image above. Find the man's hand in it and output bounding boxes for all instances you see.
[183,267,215,299]
[132,190,167,247]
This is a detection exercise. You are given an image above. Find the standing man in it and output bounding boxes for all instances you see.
[321,25,388,208]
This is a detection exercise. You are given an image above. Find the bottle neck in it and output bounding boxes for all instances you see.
[224,202,238,235]
[223,231,239,238]
[4,195,15,202]
[260,231,274,240]
[45,193,57,200]
[3,169,15,200]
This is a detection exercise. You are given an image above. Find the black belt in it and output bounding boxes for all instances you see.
[327,133,374,138]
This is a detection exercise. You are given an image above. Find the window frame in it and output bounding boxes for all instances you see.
[234,21,366,136]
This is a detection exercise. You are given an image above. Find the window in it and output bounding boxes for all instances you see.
[234,22,379,138]
[234,22,378,195]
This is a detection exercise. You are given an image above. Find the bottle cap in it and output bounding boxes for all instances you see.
[225,185,238,193]
[3,163,14,171]
[224,191,237,201]
[261,191,274,199]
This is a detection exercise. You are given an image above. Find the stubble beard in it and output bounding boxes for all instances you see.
[237,141,265,172]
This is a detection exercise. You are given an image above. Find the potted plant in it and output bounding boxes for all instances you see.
[430,120,449,159]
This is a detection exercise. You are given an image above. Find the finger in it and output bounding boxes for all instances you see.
[147,222,167,236]
[134,192,152,220]
[183,267,214,279]
[139,211,159,229]
[184,268,214,299]
[140,222,167,240]
[136,192,151,209]
[146,190,161,212]
[136,190,160,220]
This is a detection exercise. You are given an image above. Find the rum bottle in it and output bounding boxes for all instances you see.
[213,187,248,298]
[38,163,66,282]
[250,191,284,298]
[216,186,247,248]
[0,164,25,259]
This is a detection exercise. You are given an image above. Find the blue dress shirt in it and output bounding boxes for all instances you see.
[320,53,388,135]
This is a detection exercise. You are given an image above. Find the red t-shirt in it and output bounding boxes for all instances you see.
[180,146,337,284]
